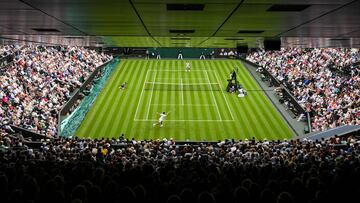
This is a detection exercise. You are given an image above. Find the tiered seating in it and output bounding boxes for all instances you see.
[0,45,18,58]
[0,134,358,203]
[247,48,360,132]
[0,46,112,137]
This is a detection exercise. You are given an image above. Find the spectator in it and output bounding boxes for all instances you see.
[0,132,359,203]
[0,45,112,137]
[178,50,183,60]
[247,48,360,132]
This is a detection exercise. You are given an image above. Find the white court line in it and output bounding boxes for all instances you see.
[149,70,213,72]
[134,70,150,120]
[184,78,209,80]
[146,71,157,119]
[155,77,181,80]
[144,82,219,85]
[134,119,235,122]
[151,104,216,106]
[149,67,213,69]
[180,78,184,105]
[214,70,235,120]
[205,70,222,120]
[155,77,208,80]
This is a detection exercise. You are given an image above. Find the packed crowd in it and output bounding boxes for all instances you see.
[0,45,18,58]
[0,45,112,137]
[246,48,360,132]
[0,132,359,203]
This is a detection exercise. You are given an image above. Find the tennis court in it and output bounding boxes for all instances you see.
[134,68,234,122]
[76,59,294,141]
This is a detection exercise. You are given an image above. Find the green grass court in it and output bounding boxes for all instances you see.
[76,59,294,141]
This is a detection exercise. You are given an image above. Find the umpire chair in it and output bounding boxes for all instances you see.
[226,70,241,92]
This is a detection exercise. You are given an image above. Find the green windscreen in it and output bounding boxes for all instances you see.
[147,48,214,58]
[60,58,120,137]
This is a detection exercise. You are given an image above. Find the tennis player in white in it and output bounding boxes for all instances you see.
[185,62,191,72]
[153,111,169,127]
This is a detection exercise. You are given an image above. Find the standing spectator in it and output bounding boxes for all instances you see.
[200,51,205,60]
[210,50,215,59]
[177,50,183,60]
[145,49,150,60]
[156,50,161,59]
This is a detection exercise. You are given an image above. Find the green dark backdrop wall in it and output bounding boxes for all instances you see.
[147,48,213,58]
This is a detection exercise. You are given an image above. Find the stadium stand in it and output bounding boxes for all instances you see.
[0,45,19,67]
[0,131,359,203]
[0,45,112,137]
[0,45,14,57]
[246,48,360,132]
[1,1,360,202]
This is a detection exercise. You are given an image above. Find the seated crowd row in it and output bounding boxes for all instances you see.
[0,133,359,203]
[0,45,112,137]
[0,45,19,58]
[246,48,360,132]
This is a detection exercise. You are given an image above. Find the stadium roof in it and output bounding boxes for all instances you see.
[0,0,359,48]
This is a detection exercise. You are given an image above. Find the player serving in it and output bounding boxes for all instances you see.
[185,61,191,72]
[153,111,170,128]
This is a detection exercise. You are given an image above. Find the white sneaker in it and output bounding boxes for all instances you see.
[153,123,156,127]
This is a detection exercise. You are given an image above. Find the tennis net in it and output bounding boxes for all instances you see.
[144,82,222,91]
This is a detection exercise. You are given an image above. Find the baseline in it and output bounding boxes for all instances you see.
[151,103,215,106]
[134,119,235,122]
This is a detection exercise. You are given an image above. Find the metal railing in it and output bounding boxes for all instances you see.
[10,125,51,140]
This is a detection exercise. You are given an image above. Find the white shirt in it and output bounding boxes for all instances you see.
[159,113,167,121]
